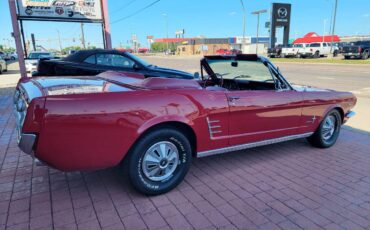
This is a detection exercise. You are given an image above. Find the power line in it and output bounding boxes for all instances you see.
[111,0,161,24]
[111,0,138,14]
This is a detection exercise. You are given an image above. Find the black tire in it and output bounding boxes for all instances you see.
[0,65,2,74]
[307,109,342,148]
[362,51,369,60]
[333,51,338,57]
[314,51,320,58]
[127,128,192,195]
[344,56,351,60]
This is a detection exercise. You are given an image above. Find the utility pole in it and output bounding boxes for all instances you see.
[330,0,338,54]
[239,0,246,53]
[252,10,267,54]
[80,23,86,49]
[162,13,169,53]
[56,29,62,53]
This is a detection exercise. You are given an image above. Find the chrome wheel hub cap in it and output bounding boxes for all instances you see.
[142,141,179,182]
[322,115,336,141]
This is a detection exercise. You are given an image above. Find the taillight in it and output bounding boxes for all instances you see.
[310,49,313,52]
[358,47,362,53]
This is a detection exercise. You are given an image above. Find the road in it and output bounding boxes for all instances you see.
[1,57,370,132]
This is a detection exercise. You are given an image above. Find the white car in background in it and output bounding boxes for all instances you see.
[299,42,339,58]
[281,44,308,58]
[5,52,18,60]
[0,56,8,74]
[25,51,55,73]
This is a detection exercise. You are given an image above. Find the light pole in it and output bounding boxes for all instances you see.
[323,19,328,42]
[56,29,62,53]
[162,13,169,53]
[239,0,246,53]
[252,9,267,54]
[330,0,338,54]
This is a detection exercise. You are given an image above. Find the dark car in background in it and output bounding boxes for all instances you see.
[342,41,370,60]
[34,49,196,79]
[267,44,283,58]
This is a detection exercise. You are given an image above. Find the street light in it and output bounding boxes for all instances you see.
[252,9,267,54]
[239,0,246,53]
[330,0,338,54]
[162,13,169,53]
[323,19,328,42]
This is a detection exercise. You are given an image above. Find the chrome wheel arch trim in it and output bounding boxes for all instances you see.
[197,132,313,158]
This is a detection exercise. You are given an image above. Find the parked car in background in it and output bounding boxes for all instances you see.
[299,42,339,58]
[0,51,5,60]
[281,44,307,58]
[0,56,7,74]
[216,49,232,55]
[25,51,55,73]
[34,49,195,79]
[4,52,18,60]
[216,49,242,55]
[230,49,242,54]
[138,48,149,54]
[267,44,283,58]
[342,41,370,60]
[14,54,356,195]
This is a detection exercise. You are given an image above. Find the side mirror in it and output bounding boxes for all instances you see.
[194,72,200,79]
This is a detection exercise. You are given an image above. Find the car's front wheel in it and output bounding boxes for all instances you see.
[127,128,192,195]
[307,109,342,148]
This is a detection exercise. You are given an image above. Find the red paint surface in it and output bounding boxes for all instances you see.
[19,74,356,171]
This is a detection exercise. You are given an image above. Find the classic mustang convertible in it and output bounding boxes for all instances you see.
[14,54,356,195]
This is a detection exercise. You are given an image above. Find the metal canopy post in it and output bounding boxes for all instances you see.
[101,0,112,49]
[8,0,27,78]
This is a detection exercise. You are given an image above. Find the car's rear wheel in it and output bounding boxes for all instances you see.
[333,50,338,57]
[307,109,342,148]
[127,128,192,195]
[344,56,351,60]
[0,65,2,74]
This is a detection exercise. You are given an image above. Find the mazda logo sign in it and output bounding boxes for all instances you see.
[278,7,288,18]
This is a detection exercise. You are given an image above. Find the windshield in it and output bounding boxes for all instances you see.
[28,53,51,59]
[125,52,151,67]
[207,59,273,82]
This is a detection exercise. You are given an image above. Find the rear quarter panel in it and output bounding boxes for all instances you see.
[299,90,356,133]
[36,89,229,171]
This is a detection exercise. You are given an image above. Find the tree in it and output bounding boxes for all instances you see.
[151,42,177,52]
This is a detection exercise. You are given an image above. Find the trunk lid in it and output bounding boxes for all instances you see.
[18,74,139,102]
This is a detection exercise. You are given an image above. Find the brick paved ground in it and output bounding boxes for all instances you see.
[1,88,370,230]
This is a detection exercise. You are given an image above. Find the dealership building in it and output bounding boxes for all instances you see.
[154,37,271,55]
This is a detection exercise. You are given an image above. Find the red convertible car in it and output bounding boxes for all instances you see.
[14,54,356,195]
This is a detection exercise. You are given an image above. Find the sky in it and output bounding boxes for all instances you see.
[0,0,369,50]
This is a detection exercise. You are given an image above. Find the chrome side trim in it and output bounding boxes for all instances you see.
[345,111,356,118]
[206,117,222,139]
[197,132,313,158]
[18,133,36,155]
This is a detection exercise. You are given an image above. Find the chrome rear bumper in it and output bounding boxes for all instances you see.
[345,111,356,118]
